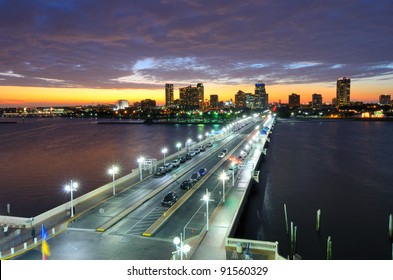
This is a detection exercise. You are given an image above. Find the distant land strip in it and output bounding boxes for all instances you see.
[96,120,226,125]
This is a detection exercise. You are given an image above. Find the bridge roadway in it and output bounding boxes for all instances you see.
[12,116,266,260]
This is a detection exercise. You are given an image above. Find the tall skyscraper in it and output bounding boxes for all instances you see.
[197,83,204,110]
[165,84,174,107]
[254,82,269,109]
[235,90,246,108]
[379,94,391,105]
[210,94,218,109]
[336,77,351,107]
[312,93,322,109]
[179,84,200,110]
[289,93,300,108]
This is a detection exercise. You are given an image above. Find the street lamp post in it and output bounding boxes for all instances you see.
[162,147,168,164]
[202,189,213,231]
[173,233,191,260]
[137,157,145,181]
[220,171,229,203]
[108,165,119,195]
[198,134,202,142]
[176,142,181,157]
[186,138,192,151]
[64,180,78,218]
[230,162,236,186]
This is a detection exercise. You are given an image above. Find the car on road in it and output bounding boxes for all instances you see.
[161,191,178,207]
[218,152,226,158]
[164,163,173,172]
[188,151,196,157]
[154,167,166,177]
[179,156,187,163]
[198,168,208,177]
[171,158,180,168]
[180,179,194,190]
[190,172,201,182]
[206,142,212,147]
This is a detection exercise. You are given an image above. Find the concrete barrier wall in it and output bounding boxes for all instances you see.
[0,216,30,227]
[226,118,274,238]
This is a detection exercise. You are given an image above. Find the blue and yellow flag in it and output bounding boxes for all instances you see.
[41,224,50,259]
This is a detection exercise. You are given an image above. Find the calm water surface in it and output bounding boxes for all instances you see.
[237,119,393,260]
[0,118,219,217]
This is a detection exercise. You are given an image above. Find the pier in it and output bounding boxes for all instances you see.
[0,114,281,260]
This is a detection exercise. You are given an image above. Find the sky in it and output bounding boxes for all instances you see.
[0,0,392,107]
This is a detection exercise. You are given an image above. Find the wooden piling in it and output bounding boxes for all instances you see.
[294,225,297,254]
[316,209,321,233]
[327,236,332,260]
[284,204,288,235]
[290,222,294,256]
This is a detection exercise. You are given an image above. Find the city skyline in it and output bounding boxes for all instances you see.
[1,0,392,107]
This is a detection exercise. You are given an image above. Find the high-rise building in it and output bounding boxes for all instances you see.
[210,94,218,109]
[312,93,322,109]
[289,93,300,108]
[379,94,391,105]
[165,84,174,107]
[235,90,254,108]
[254,82,269,109]
[197,83,204,110]
[179,85,200,110]
[235,90,246,108]
[336,77,351,107]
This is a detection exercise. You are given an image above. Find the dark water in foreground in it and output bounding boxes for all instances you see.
[237,119,393,260]
[0,118,219,217]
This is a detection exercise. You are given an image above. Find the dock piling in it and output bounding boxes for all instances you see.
[327,236,332,260]
[316,209,321,233]
[284,204,288,235]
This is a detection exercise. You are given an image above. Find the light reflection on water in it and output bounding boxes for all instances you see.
[0,118,220,217]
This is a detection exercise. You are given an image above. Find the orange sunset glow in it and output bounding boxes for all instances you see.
[1,77,390,108]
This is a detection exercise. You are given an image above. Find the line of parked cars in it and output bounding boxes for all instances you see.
[162,167,208,206]
[180,167,208,190]
[159,142,213,207]
[155,144,211,177]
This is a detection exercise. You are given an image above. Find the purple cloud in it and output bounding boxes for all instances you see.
[0,0,392,90]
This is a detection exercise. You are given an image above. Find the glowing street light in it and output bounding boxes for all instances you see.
[176,142,181,157]
[198,134,202,142]
[108,165,119,195]
[186,138,193,151]
[162,147,168,164]
[137,156,145,181]
[220,171,229,203]
[173,233,191,260]
[202,189,213,231]
[64,180,78,218]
